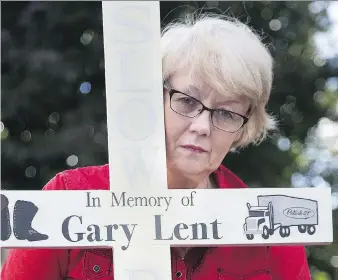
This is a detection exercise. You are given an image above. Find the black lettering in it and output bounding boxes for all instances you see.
[62,215,85,242]
[154,215,173,240]
[211,219,222,239]
[111,192,126,207]
[173,223,189,240]
[87,224,103,242]
[191,222,209,240]
[86,192,101,207]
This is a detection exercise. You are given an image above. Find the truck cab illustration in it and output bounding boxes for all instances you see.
[243,202,274,240]
[243,195,318,240]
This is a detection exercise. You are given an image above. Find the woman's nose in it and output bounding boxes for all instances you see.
[188,110,212,136]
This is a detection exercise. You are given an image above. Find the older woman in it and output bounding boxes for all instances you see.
[1,14,311,280]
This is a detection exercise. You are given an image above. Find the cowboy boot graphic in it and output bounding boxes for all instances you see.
[13,200,49,242]
[1,194,12,241]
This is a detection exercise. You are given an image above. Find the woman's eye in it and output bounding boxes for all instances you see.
[179,97,195,105]
[219,110,234,119]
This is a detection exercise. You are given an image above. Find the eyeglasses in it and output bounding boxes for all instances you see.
[163,81,249,133]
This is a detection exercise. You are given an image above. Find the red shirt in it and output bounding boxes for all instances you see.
[1,164,311,280]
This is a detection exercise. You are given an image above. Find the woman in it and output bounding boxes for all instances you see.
[1,14,311,280]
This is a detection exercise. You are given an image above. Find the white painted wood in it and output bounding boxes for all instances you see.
[101,2,171,278]
[102,1,167,193]
[1,188,333,249]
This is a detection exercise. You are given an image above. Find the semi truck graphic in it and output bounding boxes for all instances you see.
[243,195,318,240]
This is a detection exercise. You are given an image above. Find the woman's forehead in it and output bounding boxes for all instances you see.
[170,72,250,105]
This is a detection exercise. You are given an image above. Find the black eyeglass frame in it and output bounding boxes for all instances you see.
[163,80,249,133]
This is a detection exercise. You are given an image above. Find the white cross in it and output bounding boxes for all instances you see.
[1,2,333,280]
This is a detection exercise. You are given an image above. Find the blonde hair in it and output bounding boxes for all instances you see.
[161,13,277,149]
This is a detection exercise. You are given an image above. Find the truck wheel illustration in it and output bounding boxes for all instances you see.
[298,225,306,233]
[246,234,254,240]
[262,226,270,240]
[279,226,290,238]
[279,227,285,237]
[307,225,316,235]
[279,227,287,238]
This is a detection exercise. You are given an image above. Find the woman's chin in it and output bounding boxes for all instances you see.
[172,159,208,175]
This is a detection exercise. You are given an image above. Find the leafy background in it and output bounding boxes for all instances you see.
[1,1,338,279]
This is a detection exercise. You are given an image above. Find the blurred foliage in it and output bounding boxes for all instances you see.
[1,1,337,279]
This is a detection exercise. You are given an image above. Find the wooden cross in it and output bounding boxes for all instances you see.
[1,2,333,280]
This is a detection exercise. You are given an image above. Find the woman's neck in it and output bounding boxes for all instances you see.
[166,166,213,190]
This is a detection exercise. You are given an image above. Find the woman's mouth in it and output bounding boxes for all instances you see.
[181,145,207,153]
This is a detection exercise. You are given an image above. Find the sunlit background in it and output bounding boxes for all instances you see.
[1,1,338,279]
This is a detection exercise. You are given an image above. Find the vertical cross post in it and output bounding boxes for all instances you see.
[102,1,171,279]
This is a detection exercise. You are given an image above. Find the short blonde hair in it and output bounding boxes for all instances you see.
[161,13,277,149]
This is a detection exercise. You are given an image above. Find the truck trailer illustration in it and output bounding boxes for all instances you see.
[243,195,318,240]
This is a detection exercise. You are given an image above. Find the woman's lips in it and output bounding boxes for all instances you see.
[181,145,207,153]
